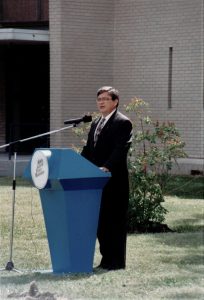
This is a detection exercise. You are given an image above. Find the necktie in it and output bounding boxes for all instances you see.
[94,118,106,146]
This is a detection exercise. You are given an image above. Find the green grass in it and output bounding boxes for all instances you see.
[0,176,203,299]
[164,175,204,199]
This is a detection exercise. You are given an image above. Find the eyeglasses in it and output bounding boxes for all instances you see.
[96,97,112,102]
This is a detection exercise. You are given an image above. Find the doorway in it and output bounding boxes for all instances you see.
[4,43,50,154]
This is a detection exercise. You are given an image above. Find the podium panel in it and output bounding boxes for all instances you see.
[24,148,110,274]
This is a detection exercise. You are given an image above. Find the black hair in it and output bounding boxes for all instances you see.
[97,86,119,102]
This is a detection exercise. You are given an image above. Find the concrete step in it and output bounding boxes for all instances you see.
[0,153,31,177]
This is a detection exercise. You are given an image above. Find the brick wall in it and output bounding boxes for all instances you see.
[1,0,48,22]
[114,0,203,158]
[49,0,203,158]
[49,0,114,148]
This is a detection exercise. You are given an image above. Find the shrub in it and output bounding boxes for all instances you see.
[125,98,187,232]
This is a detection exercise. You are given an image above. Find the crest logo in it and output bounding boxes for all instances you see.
[31,150,51,189]
[35,158,45,177]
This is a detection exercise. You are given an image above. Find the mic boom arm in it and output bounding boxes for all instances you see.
[0,115,92,149]
[64,115,92,125]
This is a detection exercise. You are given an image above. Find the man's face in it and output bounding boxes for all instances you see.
[96,92,118,117]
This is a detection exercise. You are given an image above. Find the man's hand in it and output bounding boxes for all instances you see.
[99,167,110,172]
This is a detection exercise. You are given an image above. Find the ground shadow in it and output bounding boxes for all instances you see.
[151,229,204,274]
[0,267,108,286]
[168,213,204,233]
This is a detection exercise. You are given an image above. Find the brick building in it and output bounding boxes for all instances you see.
[0,0,203,174]
[0,0,49,153]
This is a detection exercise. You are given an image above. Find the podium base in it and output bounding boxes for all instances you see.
[31,269,94,275]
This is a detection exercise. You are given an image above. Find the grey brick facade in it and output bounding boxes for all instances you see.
[49,0,203,165]
[114,0,204,160]
[49,0,114,148]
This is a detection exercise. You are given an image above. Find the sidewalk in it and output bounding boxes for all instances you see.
[0,152,31,176]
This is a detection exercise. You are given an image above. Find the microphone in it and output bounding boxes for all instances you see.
[64,115,92,125]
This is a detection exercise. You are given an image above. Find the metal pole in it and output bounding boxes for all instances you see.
[0,152,21,273]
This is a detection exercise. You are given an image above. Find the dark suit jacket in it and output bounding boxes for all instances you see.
[81,110,132,174]
[81,109,132,211]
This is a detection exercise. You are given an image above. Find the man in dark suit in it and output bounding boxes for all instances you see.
[81,86,132,270]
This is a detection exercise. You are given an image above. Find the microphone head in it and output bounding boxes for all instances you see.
[83,115,92,123]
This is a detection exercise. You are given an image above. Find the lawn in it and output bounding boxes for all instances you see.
[0,176,203,299]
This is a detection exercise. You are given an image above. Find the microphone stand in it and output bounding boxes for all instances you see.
[0,152,22,273]
[0,124,75,273]
[0,124,75,150]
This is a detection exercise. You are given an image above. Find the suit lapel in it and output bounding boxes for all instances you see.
[102,110,117,131]
[97,110,117,138]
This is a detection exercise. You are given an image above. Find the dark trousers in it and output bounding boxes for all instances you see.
[97,178,128,269]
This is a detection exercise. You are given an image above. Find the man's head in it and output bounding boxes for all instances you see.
[96,86,119,117]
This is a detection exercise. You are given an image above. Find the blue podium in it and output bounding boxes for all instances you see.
[24,148,110,274]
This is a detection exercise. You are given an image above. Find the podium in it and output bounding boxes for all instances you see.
[23,148,110,274]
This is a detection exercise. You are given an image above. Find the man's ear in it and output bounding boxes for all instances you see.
[115,99,119,108]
